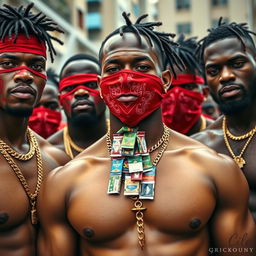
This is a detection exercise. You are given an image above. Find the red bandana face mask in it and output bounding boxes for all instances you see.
[59,74,101,115]
[162,86,204,134]
[100,70,165,127]
[28,106,61,138]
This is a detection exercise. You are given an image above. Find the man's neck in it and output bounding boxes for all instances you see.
[67,115,108,149]
[0,111,29,149]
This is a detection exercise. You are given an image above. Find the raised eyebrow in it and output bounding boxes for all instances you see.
[30,56,46,63]
[134,56,152,62]
[104,59,119,65]
[0,53,19,60]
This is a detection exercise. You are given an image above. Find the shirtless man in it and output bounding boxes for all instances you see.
[162,34,213,136]
[192,18,256,222]
[39,13,256,255]
[48,54,107,158]
[29,68,62,138]
[0,3,70,256]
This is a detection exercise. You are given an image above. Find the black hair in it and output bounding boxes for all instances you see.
[197,17,256,65]
[99,12,184,76]
[59,53,99,77]
[0,3,64,62]
[46,68,59,88]
[174,34,202,76]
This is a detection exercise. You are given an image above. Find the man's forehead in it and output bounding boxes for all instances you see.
[102,32,160,63]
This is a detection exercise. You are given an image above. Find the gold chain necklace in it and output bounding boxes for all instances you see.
[225,117,256,140]
[63,127,83,159]
[0,128,36,160]
[0,130,43,224]
[199,115,207,132]
[106,124,171,249]
[223,116,256,169]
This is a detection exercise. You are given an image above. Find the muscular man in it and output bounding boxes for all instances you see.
[29,68,62,138]
[39,13,256,255]
[0,3,70,256]
[48,54,107,158]
[192,18,256,222]
[162,34,213,136]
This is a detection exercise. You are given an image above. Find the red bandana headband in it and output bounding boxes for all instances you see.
[0,34,46,58]
[171,74,205,86]
[0,66,47,80]
[59,73,99,92]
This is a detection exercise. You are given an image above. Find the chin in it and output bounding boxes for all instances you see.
[5,106,33,117]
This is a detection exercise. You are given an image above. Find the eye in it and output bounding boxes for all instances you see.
[135,64,150,72]
[85,81,98,89]
[30,63,45,72]
[0,60,16,69]
[232,61,245,68]
[206,67,219,77]
[45,102,59,110]
[181,83,198,91]
[105,66,120,74]
[61,85,76,93]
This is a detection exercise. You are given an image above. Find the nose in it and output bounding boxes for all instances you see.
[219,66,235,84]
[14,69,33,84]
[74,87,90,98]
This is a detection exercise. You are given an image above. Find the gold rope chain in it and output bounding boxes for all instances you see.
[223,116,256,169]
[106,125,171,250]
[0,128,36,161]
[0,130,43,225]
[225,117,256,141]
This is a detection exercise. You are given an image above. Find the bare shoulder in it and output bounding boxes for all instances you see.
[47,129,64,149]
[34,132,71,165]
[169,129,243,182]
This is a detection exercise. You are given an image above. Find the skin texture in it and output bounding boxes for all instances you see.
[39,33,256,256]
[47,59,107,157]
[0,51,70,256]
[192,37,256,222]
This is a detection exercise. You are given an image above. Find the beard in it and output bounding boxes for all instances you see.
[69,109,102,127]
[211,84,256,116]
[5,106,33,117]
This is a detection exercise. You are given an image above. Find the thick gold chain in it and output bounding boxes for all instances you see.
[0,130,43,225]
[223,116,256,169]
[224,116,256,140]
[199,115,207,132]
[0,128,36,161]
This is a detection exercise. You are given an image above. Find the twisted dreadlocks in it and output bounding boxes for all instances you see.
[99,12,184,76]
[197,17,256,65]
[0,2,64,62]
[174,34,202,76]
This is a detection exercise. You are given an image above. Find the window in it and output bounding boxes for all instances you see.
[176,0,190,10]
[212,0,228,6]
[176,23,191,34]
[86,12,102,30]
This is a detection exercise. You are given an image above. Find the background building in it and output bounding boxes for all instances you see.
[0,0,255,73]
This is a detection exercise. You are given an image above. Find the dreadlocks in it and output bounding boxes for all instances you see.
[174,34,202,76]
[0,2,64,62]
[198,17,256,65]
[99,12,184,76]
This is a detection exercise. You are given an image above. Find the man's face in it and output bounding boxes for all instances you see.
[204,37,256,115]
[60,59,105,125]
[0,52,46,117]
[36,81,60,111]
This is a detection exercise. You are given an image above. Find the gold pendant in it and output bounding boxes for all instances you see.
[30,200,38,225]
[234,156,246,169]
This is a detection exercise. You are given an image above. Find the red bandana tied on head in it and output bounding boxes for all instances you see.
[59,74,101,113]
[0,34,46,58]
[29,106,62,139]
[162,74,204,134]
[100,70,165,127]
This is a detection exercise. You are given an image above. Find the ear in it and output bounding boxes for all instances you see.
[97,75,103,99]
[161,70,172,93]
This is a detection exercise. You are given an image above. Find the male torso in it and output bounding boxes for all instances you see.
[193,116,256,221]
[0,134,69,256]
[47,132,234,256]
